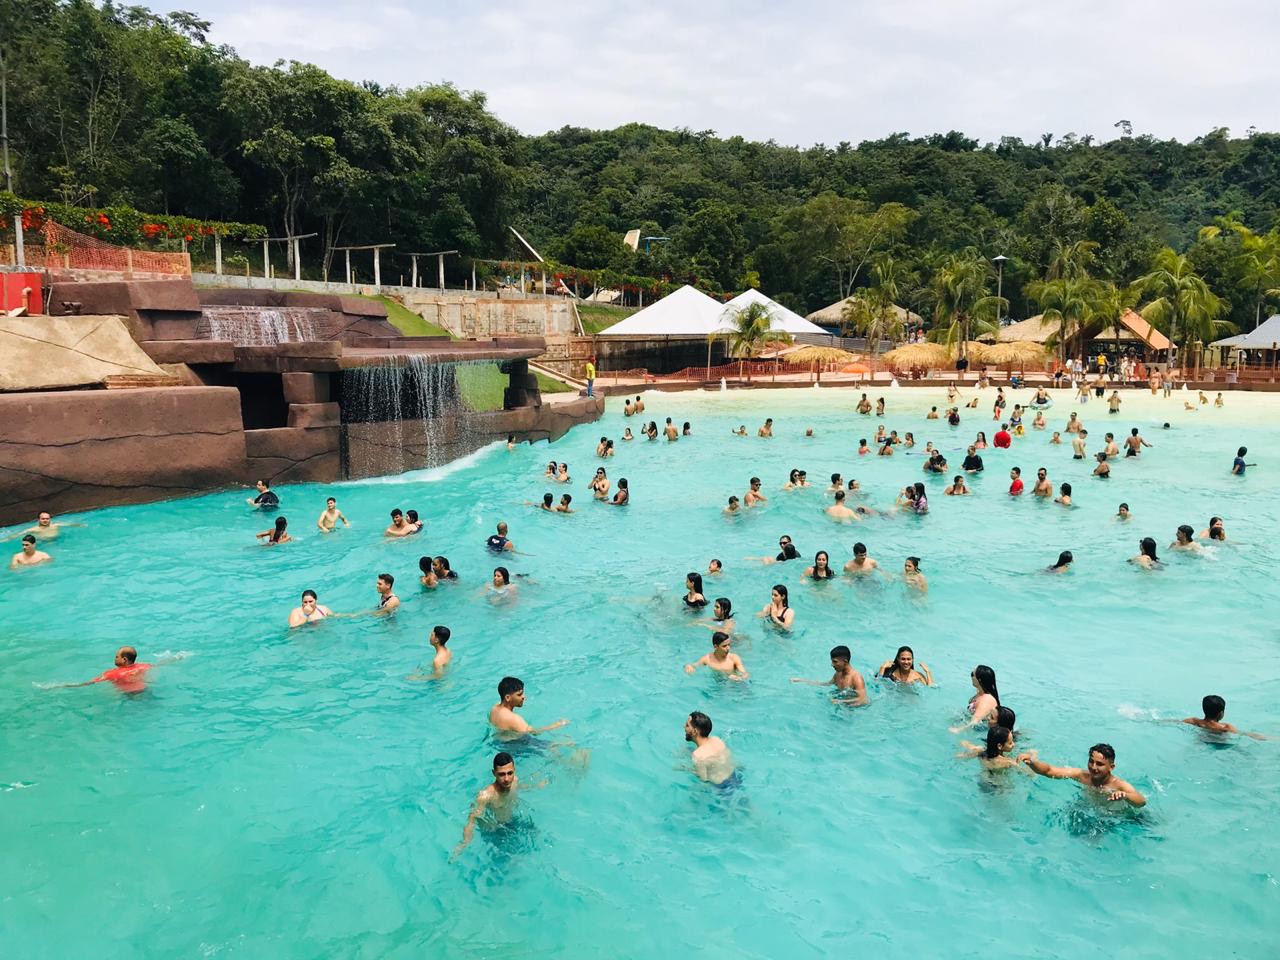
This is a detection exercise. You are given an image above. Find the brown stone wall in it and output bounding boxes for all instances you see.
[245,427,341,485]
[0,387,247,525]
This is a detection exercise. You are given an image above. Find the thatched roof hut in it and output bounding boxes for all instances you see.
[806,299,924,328]
[996,314,1061,344]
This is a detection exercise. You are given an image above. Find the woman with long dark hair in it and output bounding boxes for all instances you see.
[758,584,794,629]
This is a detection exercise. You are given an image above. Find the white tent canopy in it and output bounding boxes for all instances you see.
[1212,314,1280,349]
[595,284,724,336]
[718,288,828,335]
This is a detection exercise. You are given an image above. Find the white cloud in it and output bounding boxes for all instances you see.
[201,0,1280,144]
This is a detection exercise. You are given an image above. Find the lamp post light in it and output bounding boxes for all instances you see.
[992,254,1008,325]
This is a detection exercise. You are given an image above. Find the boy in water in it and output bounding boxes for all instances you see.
[791,645,868,705]
[317,497,350,533]
[1181,695,1267,739]
[684,632,748,680]
[454,752,546,856]
[1017,743,1146,806]
[408,625,452,680]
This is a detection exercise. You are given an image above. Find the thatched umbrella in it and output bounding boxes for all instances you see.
[785,345,857,383]
[881,342,950,375]
[983,341,1048,376]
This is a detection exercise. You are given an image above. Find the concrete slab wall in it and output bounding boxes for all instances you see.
[401,293,576,338]
[0,387,247,525]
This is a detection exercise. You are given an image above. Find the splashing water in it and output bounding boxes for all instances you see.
[339,357,488,476]
[196,306,323,345]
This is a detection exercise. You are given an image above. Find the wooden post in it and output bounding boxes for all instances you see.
[12,216,23,266]
[293,237,302,282]
[471,261,476,292]
[520,263,526,295]
[345,249,352,285]
[262,240,270,279]
[438,253,445,292]
[540,268,546,296]
[411,255,418,288]
[373,248,382,288]
[214,234,222,275]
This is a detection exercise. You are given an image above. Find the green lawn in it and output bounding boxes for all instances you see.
[366,295,451,337]
[454,365,573,412]
[576,303,635,335]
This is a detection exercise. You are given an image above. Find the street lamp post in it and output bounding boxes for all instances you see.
[992,255,1008,324]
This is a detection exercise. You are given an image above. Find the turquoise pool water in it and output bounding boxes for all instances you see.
[3,385,1279,958]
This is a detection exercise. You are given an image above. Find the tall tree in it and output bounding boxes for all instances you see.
[929,249,1006,359]
[1131,248,1226,366]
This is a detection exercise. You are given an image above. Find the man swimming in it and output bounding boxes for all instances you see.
[10,534,52,569]
[758,418,774,438]
[375,573,400,612]
[844,542,878,575]
[791,645,868,705]
[453,752,546,856]
[489,676,569,740]
[317,497,350,533]
[685,632,748,680]
[247,479,279,510]
[744,477,768,506]
[385,508,415,537]
[5,511,86,542]
[408,625,453,679]
[1017,743,1146,807]
[826,490,859,521]
[1032,467,1052,497]
[486,521,516,553]
[1124,427,1152,457]
[1179,695,1267,740]
[684,711,736,784]
[288,589,333,627]
[56,646,182,694]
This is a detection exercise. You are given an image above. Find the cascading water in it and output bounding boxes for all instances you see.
[340,357,488,476]
[196,306,323,345]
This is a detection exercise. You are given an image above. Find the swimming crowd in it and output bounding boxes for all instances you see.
[7,384,1266,852]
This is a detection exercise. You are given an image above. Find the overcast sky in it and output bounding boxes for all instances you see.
[198,0,1276,146]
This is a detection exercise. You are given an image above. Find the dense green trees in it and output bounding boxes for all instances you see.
[4,1,1280,342]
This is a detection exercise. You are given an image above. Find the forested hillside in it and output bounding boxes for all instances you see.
[4,1,1280,330]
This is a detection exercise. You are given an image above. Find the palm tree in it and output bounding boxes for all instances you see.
[929,249,1006,360]
[840,256,908,359]
[1199,218,1280,330]
[1025,275,1120,361]
[1045,239,1099,281]
[1130,248,1226,368]
[713,301,793,381]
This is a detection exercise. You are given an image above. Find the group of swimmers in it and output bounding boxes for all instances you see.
[9,378,1269,856]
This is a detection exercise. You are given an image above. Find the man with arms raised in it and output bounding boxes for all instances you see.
[1017,742,1146,807]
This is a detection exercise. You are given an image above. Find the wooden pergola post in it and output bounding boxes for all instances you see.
[400,250,458,294]
[345,249,352,284]
[330,243,395,290]
[410,255,418,288]
[214,234,223,275]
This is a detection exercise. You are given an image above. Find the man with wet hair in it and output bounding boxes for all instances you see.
[247,479,279,510]
[791,645,868,705]
[1181,695,1267,740]
[1017,743,1146,806]
[684,710,735,784]
[454,752,546,856]
[744,477,768,506]
[684,632,748,680]
[9,534,52,569]
[375,573,400,612]
[489,677,569,739]
[385,508,414,538]
[317,497,350,533]
[844,542,878,575]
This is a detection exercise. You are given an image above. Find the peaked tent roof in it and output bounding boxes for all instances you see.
[806,297,923,327]
[1211,314,1280,349]
[595,284,725,336]
[717,288,828,335]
